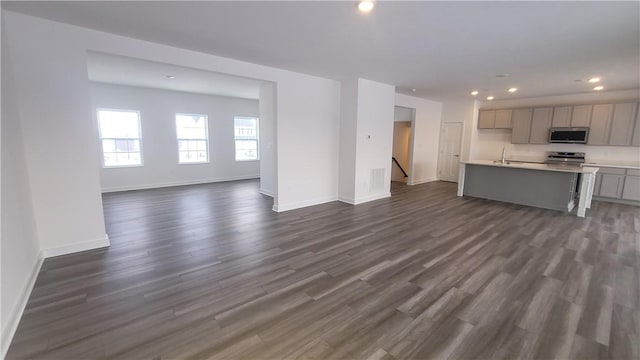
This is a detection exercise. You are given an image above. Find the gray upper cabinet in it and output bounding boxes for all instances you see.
[633,103,640,146]
[478,110,495,129]
[511,108,533,144]
[608,103,637,146]
[529,107,553,144]
[494,109,512,129]
[588,104,614,145]
[551,106,572,127]
[571,105,592,127]
[478,110,511,129]
[489,102,639,147]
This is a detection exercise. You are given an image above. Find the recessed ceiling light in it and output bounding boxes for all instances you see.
[471,90,479,96]
[508,87,518,93]
[411,88,417,92]
[166,75,176,79]
[357,0,374,13]
[588,77,601,83]
[593,85,604,91]
[486,96,494,100]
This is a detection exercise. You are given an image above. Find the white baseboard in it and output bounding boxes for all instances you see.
[1,256,43,359]
[40,235,110,258]
[272,196,338,212]
[259,188,274,197]
[101,175,260,193]
[408,177,438,185]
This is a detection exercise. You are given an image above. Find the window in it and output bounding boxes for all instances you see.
[97,109,143,167]
[234,117,259,161]
[176,113,209,164]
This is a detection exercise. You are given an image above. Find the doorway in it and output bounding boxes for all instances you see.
[392,121,411,184]
[438,122,463,182]
[392,106,415,185]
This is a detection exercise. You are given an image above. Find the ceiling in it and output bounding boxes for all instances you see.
[3,1,639,101]
[86,52,263,99]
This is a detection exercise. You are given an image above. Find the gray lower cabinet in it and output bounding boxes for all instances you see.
[599,173,625,198]
[593,167,640,204]
[622,176,640,201]
[529,107,553,144]
[511,108,533,144]
[594,168,626,198]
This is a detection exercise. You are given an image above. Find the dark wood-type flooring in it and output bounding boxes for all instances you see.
[7,180,640,359]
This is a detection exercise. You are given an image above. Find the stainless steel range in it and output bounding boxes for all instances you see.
[545,152,586,166]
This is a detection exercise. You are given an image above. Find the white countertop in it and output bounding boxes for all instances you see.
[582,161,640,170]
[462,160,599,174]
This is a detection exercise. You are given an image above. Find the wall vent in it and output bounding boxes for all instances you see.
[370,168,385,192]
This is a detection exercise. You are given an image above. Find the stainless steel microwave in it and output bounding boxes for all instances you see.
[548,127,589,144]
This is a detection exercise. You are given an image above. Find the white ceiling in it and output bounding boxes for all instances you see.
[3,1,639,101]
[86,52,263,99]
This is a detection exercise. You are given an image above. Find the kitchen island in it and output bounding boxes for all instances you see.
[457,160,599,217]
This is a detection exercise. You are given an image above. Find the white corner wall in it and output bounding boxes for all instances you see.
[353,79,396,203]
[1,31,42,357]
[439,99,479,162]
[91,83,260,192]
[259,82,277,197]
[395,93,443,185]
[3,12,109,257]
[338,79,359,203]
[3,10,342,238]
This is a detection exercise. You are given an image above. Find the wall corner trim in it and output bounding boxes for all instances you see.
[352,192,392,205]
[272,196,338,212]
[259,188,275,197]
[338,196,356,205]
[40,234,110,259]
[408,177,439,186]
[1,256,44,359]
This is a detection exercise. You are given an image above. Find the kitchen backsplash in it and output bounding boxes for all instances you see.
[471,129,640,164]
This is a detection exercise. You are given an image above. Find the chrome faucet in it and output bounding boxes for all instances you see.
[501,147,506,164]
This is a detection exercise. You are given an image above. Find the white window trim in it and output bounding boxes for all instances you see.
[175,112,210,165]
[97,108,144,169]
[234,116,259,162]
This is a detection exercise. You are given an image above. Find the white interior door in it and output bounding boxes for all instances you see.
[438,122,463,182]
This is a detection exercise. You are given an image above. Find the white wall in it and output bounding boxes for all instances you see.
[395,93,444,185]
[476,89,640,163]
[3,11,342,254]
[353,79,396,203]
[1,32,42,356]
[90,83,260,192]
[439,99,478,162]
[338,79,359,202]
[3,12,109,257]
[258,82,276,197]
